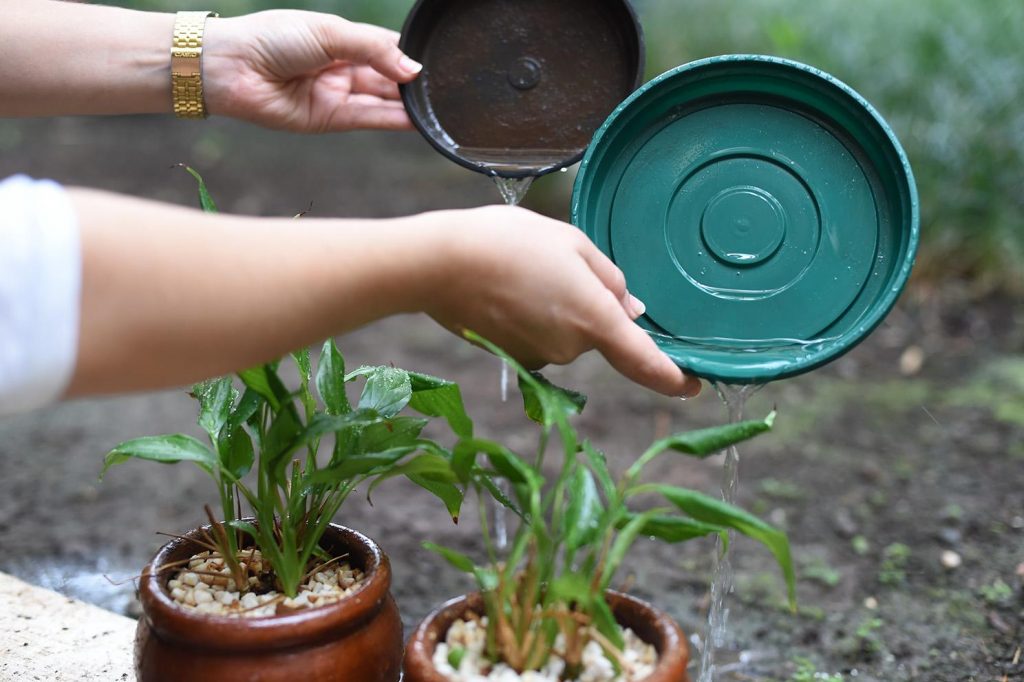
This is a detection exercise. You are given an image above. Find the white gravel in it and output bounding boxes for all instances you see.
[166,549,364,618]
[432,616,657,682]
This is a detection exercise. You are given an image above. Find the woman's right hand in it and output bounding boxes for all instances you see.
[415,205,702,398]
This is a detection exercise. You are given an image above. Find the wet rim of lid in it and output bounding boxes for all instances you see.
[571,55,921,383]
[398,0,645,178]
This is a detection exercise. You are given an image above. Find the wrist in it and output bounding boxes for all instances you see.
[185,15,236,118]
[107,9,178,115]
[374,213,452,316]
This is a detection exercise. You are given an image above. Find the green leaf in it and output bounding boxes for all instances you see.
[408,474,465,523]
[226,519,258,540]
[102,435,217,478]
[356,417,428,453]
[228,389,263,433]
[478,474,524,520]
[484,444,537,488]
[618,513,725,544]
[451,437,536,487]
[192,377,235,445]
[581,441,616,501]
[471,566,499,592]
[291,348,316,417]
[358,367,413,417]
[426,542,499,593]
[423,542,475,574]
[303,410,381,443]
[223,426,255,480]
[651,413,774,458]
[565,465,604,551]
[264,407,304,484]
[302,446,418,489]
[179,165,217,213]
[519,371,587,425]
[451,439,479,484]
[238,365,287,412]
[408,371,473,438]
[291,348,311,384]
[316,340,351,416]
[366,451,457,501]
[650,484,796,610]
[549,572,592,605]
[627,413,775,481]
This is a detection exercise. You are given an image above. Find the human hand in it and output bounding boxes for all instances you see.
[417,206,702,398]
[203,10,420,132]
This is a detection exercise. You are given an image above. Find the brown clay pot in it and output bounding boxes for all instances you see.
[135,523,402,682]
[403,591,690,682]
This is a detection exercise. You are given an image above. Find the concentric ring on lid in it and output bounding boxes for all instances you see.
[572,55,919,383]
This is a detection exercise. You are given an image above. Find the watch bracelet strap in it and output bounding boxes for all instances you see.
[172,11,218,119]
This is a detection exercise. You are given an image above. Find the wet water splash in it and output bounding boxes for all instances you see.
[698,382,763,682]
[492,175,535,207]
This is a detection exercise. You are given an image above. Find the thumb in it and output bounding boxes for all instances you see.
[320,19,422,83]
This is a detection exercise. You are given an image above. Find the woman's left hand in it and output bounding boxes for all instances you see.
[203,10,422,133]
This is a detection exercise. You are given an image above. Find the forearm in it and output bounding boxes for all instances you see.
[67,189,440,396]
[0,0,173,116]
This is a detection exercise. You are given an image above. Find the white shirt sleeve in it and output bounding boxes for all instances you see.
[0,175,81,416]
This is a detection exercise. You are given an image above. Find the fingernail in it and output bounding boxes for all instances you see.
[681,377,703,400]
[628,293,646,317]
[399,55,423,74]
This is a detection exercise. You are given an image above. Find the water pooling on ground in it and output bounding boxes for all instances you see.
[698,383,763,682]
[491,174,536,550]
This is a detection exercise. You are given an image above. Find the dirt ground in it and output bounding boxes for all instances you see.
[0,115,1021,681]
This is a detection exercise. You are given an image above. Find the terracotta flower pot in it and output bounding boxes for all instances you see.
[403,591,690,682]
[135,523,402,682]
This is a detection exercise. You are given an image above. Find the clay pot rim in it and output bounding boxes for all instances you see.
[403,590,689,682]
[139,523,391,651]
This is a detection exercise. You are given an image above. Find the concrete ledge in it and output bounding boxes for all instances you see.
[0,571,135,681]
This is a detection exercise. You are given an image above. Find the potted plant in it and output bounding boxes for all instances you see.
[403,335,797,682]
[104,171,474,682]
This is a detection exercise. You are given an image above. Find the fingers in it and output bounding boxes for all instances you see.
[593,303,702,398]
[328,103,413,131]
[320,18,422,84]
[580,244,627,300]
[579,242,645,318]
[351,65,403,100]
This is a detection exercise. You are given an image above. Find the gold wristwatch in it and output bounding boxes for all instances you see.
[171,11,218,119]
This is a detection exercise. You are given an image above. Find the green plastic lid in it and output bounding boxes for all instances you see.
[572,55,919,384]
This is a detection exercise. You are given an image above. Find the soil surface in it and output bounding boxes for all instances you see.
[1,116,1021,681]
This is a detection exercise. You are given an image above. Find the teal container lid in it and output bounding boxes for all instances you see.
[572,55,919,384]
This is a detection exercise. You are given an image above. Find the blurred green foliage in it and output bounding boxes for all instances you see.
[115,0,1024,290]
[639,0,1024,292]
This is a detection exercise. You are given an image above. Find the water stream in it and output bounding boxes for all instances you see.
[491,174,536,550]
[493,176,535,207]
[698,382,763,682]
